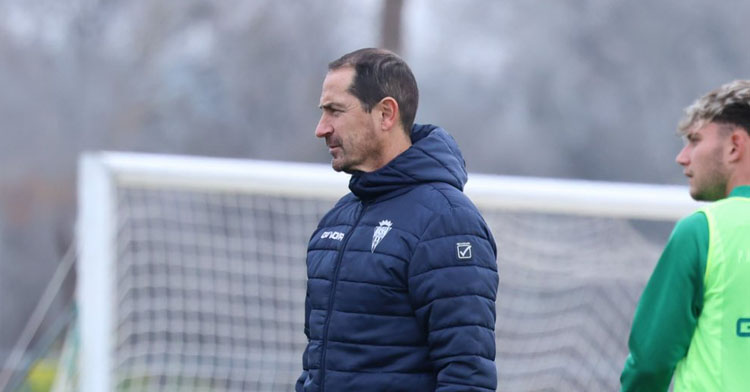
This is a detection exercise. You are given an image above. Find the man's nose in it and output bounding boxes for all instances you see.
[675,145,689,166]
[315,116,331,138]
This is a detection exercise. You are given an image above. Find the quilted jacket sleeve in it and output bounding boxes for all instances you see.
[295,288,311,392]
[408,206,499,392]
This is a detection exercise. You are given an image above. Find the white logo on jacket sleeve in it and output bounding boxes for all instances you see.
[371,220,393,253]
[456,242,472,260]
[321,231,345,241]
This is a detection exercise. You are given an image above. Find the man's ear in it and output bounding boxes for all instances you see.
[377,97,400,132]
[728,128,748,163]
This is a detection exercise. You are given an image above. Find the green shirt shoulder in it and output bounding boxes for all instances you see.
[620,211,708,391]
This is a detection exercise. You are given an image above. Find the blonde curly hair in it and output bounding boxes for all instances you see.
[678,80,750,135]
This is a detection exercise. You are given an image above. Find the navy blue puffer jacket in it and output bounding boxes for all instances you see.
[296,124,499,392]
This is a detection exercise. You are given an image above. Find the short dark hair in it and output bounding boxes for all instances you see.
[329,48,419,133]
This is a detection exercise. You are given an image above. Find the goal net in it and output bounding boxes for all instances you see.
[73,152,701,392]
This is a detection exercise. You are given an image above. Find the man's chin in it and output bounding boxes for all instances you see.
[333,166,357,175]
[690,186,707,201]
[690,186,725,202]
[330,159,348,173]
[331,158,362,174]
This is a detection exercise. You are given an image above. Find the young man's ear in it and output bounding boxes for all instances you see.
[728,128,748,163]
[377,97,400,132]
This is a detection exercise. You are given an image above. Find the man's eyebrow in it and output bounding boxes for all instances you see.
[319,102,342,110]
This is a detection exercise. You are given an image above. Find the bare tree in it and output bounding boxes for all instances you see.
[380,0,404,54]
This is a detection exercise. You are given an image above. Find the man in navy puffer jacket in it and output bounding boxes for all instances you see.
[296,48,499,392]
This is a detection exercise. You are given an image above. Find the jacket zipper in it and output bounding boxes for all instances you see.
[318,203,367,391]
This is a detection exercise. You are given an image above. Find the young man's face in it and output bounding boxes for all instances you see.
[676,122,731,201]
[315,67,383,173]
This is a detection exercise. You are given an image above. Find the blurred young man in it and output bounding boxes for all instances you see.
[295,48,498,392]
[621,80,750,391]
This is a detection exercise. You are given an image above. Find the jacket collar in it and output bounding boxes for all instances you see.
[348,124,467,201]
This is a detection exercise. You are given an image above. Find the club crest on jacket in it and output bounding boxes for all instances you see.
[371,220,393,253]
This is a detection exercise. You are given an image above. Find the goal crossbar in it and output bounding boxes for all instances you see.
[92,151,701,220]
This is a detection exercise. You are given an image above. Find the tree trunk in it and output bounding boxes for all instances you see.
[381,0,404,54]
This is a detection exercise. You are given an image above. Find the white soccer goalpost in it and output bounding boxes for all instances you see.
[75,151,701,392]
